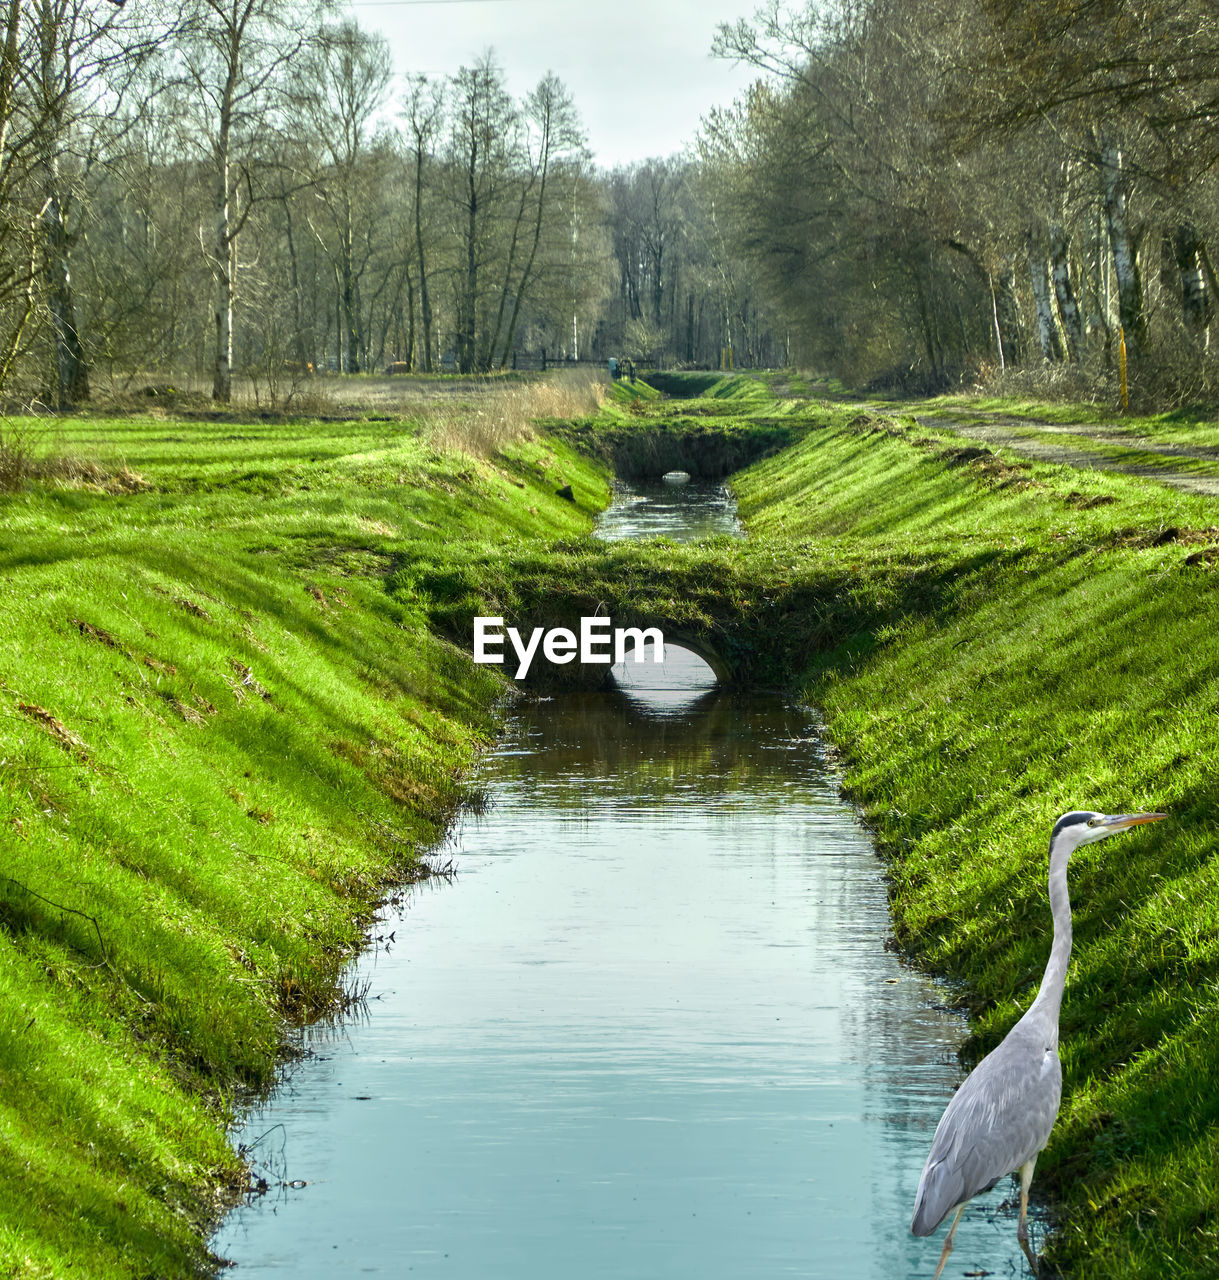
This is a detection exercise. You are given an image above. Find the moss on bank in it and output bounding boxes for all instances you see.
[0,411,607,1277]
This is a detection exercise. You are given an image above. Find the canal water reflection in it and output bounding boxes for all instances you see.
[212,488,1031,1279]
[593,478,742,543]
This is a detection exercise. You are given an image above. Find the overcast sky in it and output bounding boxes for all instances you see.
[345,0,762,168]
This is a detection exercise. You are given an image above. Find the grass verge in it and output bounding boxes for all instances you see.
[730,403,1219,1278]
[0,406,607,1277]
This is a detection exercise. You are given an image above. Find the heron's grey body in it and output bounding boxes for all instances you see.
[910,1007,1062,1237]
[911,810,1165,1276]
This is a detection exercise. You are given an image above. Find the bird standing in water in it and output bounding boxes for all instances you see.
[911,810,1166,1278]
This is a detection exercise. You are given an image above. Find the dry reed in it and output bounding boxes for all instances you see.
[420,369,609,456]
[0,419,148,493]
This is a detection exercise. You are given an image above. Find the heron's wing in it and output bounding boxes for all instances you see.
[911,1031,1061,1236]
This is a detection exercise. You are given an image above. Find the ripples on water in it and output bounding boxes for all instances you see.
[593,479,743,543]
[213,486,1035,1279]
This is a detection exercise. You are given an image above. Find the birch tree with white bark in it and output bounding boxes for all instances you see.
[180,0,319,403]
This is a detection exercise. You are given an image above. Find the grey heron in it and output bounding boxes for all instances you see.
[911,809,1166,1277]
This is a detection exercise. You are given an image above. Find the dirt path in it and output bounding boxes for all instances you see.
[907,409,1219,497]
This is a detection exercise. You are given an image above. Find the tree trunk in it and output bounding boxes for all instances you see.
[499,134,552,369]
[0,3,42,391]
[333,273,342,371]
[989,276,1005,371]
[0,0,19,165]
[404,265,415,371]
[414,146,433,372]
[625,261,640,320]
[996,267,1023,366]
[1049,218,1082,361]
[37,3,87,406]
[341,212,359,373]
[212,181,234,401]
[1099,139,1145,360]
[457,141,478,373]
[910,264,940,380]
[283,206,312,366]
[1027,230,1065,361]
[211,63,236,403]
[41,173,88,405]
[486,178,529,370]
[1173,222,1210,335]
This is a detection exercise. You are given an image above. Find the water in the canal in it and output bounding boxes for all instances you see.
[593,477,743,543]
[212,487,1033,1279]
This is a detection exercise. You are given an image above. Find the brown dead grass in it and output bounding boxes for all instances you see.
[173,596,212,621]
[421,369,609,457]
[16,702,89,758]
[1,421,149,494]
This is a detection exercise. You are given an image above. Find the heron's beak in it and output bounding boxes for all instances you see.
[1102,812,1167,831]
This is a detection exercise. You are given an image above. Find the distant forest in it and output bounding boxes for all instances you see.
[4,1,1218,405]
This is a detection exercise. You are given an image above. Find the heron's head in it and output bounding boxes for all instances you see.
[1050,809,1166,856]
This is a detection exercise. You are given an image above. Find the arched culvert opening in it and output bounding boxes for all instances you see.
[554,419,798,482]
[488,617,740,692]
[659,630,732,683]
[611,640,719,714]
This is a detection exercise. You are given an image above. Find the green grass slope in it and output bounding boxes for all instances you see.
[733,410,1219,1277]
[556,376,809,480]
[640,370,772,401]
[0,413,607,1277]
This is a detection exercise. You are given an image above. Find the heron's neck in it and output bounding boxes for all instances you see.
[1030,846,1073,1031]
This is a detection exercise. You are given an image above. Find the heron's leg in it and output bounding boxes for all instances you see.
[1017,1158,1039,1276]
[931,1204,966,1280]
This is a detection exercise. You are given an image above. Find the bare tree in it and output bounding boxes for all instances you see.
[447,54,517,373]
[0,0,49,391]
[297,20,390,372]
[403,73,443,372]
[75,65,208,381]
[0,0,166,403]
[181,0,316,402]
[491,72,587,367]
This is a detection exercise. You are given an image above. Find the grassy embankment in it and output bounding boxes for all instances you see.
[442,373,1219,1275]
[548,370,807,479]
[4,366,1218,1278]
[0,400,608,1277]
[729,400,1219,1277]
[402,375,842,681]
[901,393,1219,486]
